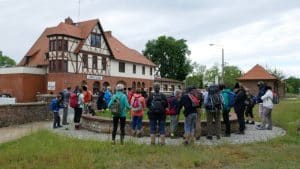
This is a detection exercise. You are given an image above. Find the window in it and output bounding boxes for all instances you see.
[57,40,62,51]
[63,40,68,51]
[102,57,106,70]
[92,56,97,69]
[49,40,56,51]
[82,54,88,68]
[49,60,67,72]
[150,67,153,75]
[142,66,145,75]
[91,33,101,47]
[119,62,125,73]
[133,64,136,74]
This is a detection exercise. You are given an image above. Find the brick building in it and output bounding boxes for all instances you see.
[0,17,156,102]
[237,64,286,97]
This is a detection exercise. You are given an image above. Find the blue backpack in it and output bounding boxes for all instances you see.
[227,91,236,108]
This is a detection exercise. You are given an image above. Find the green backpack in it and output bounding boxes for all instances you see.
[110,97,121,116]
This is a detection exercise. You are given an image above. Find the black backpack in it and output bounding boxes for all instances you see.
[151,93,164,114]
[206,85,222,111]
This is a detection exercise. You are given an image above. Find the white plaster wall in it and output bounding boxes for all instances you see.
[110,60,154,80]
[0,67,46,75]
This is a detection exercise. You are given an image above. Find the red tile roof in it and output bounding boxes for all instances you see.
[238,64,277,80]
[103,31,156,67]
[19,18,156,67]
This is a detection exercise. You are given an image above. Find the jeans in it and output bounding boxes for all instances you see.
[112,116,126,140]
[150,118,166,135]
[207,109,221,137]
[169,115,178,134]
[184,113,197,135]
[132,116,143,130]
[53,111,61,127]
[222,109,231,134]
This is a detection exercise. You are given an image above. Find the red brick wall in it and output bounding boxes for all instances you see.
[47,73,154,94]
[239,80,285,97]
[0,74,47,102]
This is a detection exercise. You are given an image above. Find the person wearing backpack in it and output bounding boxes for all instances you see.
[256,86,273,130]
[71,86,84,130]
[108,84,131,145]
[50,94,63,129]
[147,83,168,145]
[220,84,234,137]
[204,85,222,140]
[62,87,71,125]
[130,88,146,137]
[166,89,182,138]
[179,86,200,144]
[97,88,106,112]
[245,88,255,125]
[234,83,247,134]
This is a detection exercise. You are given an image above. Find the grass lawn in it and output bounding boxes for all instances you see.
[0,99,299,169]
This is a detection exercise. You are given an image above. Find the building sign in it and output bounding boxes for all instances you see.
[48,81,55,90]
[87,75,102,80]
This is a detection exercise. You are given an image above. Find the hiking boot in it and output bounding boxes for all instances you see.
[150,134,156,145]
[206,136,213,140]
[245,120,249,124]
[250,121,255,125]
[216,135,221,140]
[111,140,116,145]
[224,133,231,137]
[160,135,166,145]
[235,131,245,134]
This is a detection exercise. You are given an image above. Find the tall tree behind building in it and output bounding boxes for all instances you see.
[0,51,16,66]
[143,36,192,81]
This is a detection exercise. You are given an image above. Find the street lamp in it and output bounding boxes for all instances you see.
[209,44,224,84]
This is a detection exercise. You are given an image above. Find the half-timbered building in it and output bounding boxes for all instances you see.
[0,17,156,102]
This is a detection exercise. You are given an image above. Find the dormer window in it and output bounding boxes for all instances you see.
[91,33,101,48]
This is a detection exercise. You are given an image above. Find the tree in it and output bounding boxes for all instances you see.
[267,68,285,80]
[0,52,16,66]
[143,36,193,81]
[204,64,220,84]
[185,62,206,88]
[223,65,242,89]
[285,76,300,94]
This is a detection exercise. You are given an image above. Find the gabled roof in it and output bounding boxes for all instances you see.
[19,18,155,67]
[104,31,156,67]
[238,64,277,80]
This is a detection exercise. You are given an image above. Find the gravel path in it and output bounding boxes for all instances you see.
[52,122,286,146]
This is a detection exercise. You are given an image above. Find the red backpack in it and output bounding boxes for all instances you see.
[69,93,79,108]
[131,96,142,112]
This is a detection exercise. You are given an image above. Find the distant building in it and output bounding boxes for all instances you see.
[154,77,184,92]
[237,64,286,97]
[0,17,156,102]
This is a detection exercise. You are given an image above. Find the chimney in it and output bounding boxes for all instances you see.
[106,31,112,38]
[64,17,74,25]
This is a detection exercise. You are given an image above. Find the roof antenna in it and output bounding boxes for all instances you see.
[77,0,81,21]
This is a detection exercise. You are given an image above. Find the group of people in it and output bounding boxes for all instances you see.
[49,85,94,129]
[50,80,275,145]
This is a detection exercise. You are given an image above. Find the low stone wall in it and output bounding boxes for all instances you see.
[0,102,52,127]
[81,113,239,136]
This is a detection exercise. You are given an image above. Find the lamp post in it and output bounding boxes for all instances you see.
[209,44,224,84]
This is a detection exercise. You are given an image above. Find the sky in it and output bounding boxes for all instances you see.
[0,0,300,78]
